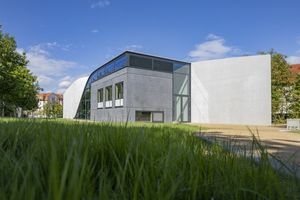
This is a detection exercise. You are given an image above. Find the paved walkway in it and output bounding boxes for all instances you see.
[195,124,300,167]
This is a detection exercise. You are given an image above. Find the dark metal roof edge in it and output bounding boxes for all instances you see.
[124,51,190,64]
[89,51,128,77]
[89,51,190,78]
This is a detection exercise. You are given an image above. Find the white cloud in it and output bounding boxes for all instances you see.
[287,39,300,64]
[91,0,110,8]
[37,75,55,92]
[189,34,240,61]
[26,45,77,77]
[56,76,74,94]
[91,29,99,33]
[21,43,83,92]
[59,80,71,88]
[287,56,300,64]
[206,33,222,40]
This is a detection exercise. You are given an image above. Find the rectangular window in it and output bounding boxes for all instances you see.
[153,59,173,73]
[97,88,103,108]
[173,73,189,95]
[136,111,151,122]
[105,85,112,108]
[135,111,164,122]
[115,82,124,107]
[115,82,123,99]
[129,55,152,70]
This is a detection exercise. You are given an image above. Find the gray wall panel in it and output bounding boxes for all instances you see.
[90,67,173,122]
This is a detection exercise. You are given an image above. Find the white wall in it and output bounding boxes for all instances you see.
[63,76,88,119]
[191,55,271,125]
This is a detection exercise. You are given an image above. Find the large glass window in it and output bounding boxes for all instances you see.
[115,82,124,107]
[105,86,112,101]
[97,88,104,102]
[105,86,112,108]
[173,73,189,95]
[174,95,190,122]
[153,60,173,72]
[136,111,151,122]
[75,87,90,119]
[135,111,164,122]
[86,54,128,87]
[173,63,190,74]
[97,88,104,108]
[129,55,152,70]
[115,82,123,99]
[173,62,191,122]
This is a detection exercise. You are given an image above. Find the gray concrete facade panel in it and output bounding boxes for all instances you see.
[90,67,173,122]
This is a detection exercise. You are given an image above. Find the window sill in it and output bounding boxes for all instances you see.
[105,101,113,108]
[97,102,104,109]
[115,99,124,107]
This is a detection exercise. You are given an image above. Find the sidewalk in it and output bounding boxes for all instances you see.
[195,124,300,166]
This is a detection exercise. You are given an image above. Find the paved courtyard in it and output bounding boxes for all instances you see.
[195,124,300,167]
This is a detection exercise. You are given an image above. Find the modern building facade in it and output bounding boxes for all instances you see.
[64,51,271,125]
[191,55,271,125]
[64,51,191,123]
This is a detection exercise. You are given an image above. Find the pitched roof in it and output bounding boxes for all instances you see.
[37,93,63,101]
[289,64,300,75]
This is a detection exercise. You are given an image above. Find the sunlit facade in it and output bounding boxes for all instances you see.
[64,52,272,125]
[75,51,191,123]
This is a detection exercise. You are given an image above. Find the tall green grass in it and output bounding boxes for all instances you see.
[0,118,299,200]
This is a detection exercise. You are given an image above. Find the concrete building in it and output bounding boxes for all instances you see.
[63,77,88,119]
[63,51,271,125]
[191,55,271,125]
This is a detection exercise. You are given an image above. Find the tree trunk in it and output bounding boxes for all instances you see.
[1,101,4,117]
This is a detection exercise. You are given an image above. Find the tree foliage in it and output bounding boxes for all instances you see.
[260,49,300,122]
[43,102,63,118]
[271,51,293,122]
[289,75,300,118]
[0,27,40,116]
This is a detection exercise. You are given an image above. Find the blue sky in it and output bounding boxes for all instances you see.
[1,0,300,93]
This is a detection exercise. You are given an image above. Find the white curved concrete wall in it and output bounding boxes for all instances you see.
[63,76,88,119]
[191,55,271,125]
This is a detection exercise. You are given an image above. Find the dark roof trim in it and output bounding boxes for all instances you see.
[89,51,128,78]
[89,51,190,78]
[125,51,190,64]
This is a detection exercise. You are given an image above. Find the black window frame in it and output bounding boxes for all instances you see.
[105,85,112,101]
[115,82,124,100]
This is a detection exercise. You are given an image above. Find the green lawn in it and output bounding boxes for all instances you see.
[0,118,299,200]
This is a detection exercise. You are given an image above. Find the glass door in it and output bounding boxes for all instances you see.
[174,95,190,122]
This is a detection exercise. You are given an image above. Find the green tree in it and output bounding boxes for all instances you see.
[289,75,300,118]
[43,102,53,118]
[43,102,63,118]
[259,50,294,123]
[0,27,40,116]
[53,102,63,118]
